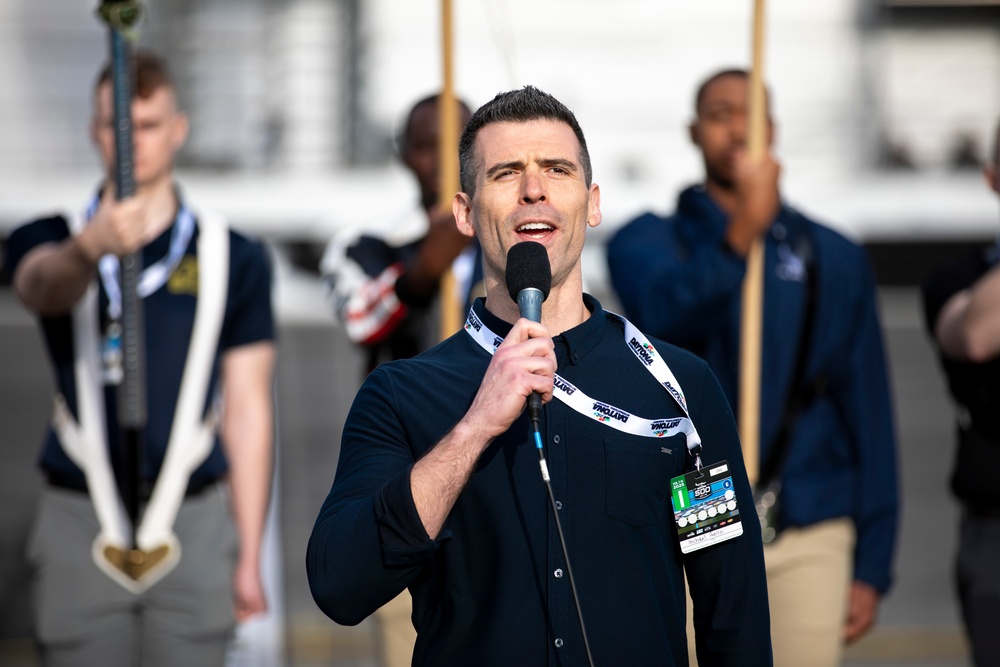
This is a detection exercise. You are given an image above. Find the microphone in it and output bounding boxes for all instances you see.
[505,242,596,667]
[505,241,552,426]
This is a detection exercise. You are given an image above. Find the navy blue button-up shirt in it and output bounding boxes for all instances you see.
[308,295,771,666]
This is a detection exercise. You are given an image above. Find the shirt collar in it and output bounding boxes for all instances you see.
[470,293,607,367]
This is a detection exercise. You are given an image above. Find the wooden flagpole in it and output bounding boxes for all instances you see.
[372,5,462,666]
[437,0,461,341]
[739,0,767,486]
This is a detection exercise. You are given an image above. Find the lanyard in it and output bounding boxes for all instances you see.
[463,307,703,459]
[85,197,196,320]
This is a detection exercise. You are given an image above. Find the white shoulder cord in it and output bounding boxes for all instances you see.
[51,208,229,593]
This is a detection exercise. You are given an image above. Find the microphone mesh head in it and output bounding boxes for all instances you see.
[505,241,552,301]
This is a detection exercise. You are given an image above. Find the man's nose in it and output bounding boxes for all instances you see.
[521,171,546,203]
[730,111,748,143]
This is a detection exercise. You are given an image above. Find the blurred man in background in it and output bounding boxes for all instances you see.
[922,118,1000,667]
[319,93,475,667]
[5,51,275,666]
[607,68,899,666]
[321,94,478,375]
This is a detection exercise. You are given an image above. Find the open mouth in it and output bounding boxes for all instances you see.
[515,222,555,241]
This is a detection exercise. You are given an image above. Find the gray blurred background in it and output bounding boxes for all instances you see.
[1,0,999,665]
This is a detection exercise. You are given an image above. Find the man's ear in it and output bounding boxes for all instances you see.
[399,145,415,173]
[688,121,700,148]
[171,112,190,152]
[587,184,602,229]
[453,192,476,238]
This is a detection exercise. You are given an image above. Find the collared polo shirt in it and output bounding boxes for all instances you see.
[5,207,274,491]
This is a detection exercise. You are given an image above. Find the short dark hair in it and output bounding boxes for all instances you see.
[396,93,472,153]
[96,50,174,100]
[458,85,592,196]
[694,68,772,117]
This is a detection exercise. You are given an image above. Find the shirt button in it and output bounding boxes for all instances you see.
[554,568,564,578]
[555,500,563,510]
[554,638,564,648]
[553,434,561,444]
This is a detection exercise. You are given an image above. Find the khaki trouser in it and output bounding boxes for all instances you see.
[687,518,855,667]
[374,590,416,667]
[28,486,238,667]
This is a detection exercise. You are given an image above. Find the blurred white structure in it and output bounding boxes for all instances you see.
[0,0,997,245]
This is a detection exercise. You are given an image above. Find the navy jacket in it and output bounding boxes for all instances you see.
[606,186,898,594]
[308,295,771,666]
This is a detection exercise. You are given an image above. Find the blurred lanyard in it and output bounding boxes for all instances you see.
[463,307,703,456]
[84,196,196,320]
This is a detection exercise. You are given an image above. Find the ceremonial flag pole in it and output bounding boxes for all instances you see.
[739,0,767,486]
[437,0,462,341]
[372,7,462,664]
[97,0,146,548]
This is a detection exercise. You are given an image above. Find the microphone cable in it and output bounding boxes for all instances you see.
[530,409,596,667]
[506,240,594,665]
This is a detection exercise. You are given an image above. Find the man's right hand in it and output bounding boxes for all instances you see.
[410,318,556,539]
[463,318,557,440]
[726,150,781,257]
[13,191,148,316]
[77,190,146,262]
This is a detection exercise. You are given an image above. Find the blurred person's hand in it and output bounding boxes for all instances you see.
[726,150,780,257]
[233,557,268,623]
[843,580,879,644]
[405,205,472,300]
[79,189,146,261]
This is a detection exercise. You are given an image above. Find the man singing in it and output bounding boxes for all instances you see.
[307,85,771,666]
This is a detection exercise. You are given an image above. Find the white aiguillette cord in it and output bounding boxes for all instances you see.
[53,207,229,593]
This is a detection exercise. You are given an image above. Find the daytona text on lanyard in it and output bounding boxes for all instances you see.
[463,307,704,463]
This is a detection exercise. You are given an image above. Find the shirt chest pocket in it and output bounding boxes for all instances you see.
[604,437,685,528]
